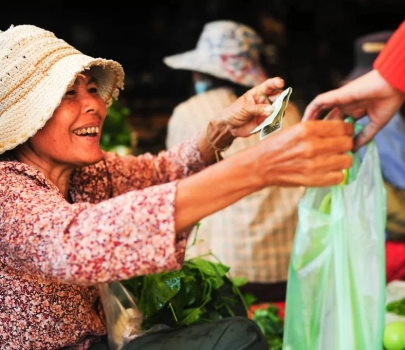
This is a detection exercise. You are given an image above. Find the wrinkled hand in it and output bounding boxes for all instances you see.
[303,70,405,151]
[216,77,285,137]
[250,120,354,187]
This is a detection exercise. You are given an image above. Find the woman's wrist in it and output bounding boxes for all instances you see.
[198,120,236,163]
[207,120,235,149]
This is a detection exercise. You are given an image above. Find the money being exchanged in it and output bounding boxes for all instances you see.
[250,87,293,140]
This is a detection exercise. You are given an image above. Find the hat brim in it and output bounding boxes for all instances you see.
[164,49,266,87]
[0,54,124,154]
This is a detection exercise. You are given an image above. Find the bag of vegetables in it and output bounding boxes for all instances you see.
[283,122,387,350]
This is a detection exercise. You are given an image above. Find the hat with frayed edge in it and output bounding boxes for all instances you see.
[344,30,393,82]
[163,20,267,87]
[0,24,125,155]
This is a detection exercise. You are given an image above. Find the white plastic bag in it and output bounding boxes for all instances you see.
[98,282,146,350]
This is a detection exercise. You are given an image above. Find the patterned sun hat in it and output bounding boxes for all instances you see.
[0,24,125,155]
[163,20,267,87]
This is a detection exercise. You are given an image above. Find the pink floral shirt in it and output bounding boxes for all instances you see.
[0,139,205,349]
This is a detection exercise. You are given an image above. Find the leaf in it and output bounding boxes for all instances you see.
[206,275,224,290]
[231,276,248,287]
[138,271,182,316]
[387,297,405,316]
[182,274,200,306]
[243,292,257,307]
[180,307,203,325]
[186,259,229,290]
[187,258,229,278]
[252,304,284,349]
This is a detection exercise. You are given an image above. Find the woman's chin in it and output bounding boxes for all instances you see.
[76,150,104,166]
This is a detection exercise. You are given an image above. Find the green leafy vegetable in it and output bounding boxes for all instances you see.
[252,305,284,350]
[120,225,285,349]
[387,297,405,316]
[121,256,248,330]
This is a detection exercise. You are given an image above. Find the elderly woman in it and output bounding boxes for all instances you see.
[0,25,353,349]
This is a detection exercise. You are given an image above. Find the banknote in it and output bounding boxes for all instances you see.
[250,87,293,139]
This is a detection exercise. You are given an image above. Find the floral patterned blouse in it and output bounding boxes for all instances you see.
[0,139,206,349]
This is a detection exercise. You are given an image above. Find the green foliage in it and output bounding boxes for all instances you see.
[252,305,284,350]
[120,221,285,349]
[121,257,248,330]
[387,297,405,316]
[100,100,133,152]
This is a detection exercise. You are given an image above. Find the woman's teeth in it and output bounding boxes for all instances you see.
[73,126,99,136]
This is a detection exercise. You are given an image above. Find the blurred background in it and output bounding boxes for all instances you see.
[2,3,404,154]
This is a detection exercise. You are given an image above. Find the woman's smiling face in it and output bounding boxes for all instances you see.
[27,71,108,168]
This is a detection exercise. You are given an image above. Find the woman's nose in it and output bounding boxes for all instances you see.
[81,92,101,114]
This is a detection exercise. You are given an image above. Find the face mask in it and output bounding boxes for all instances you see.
[194,80,213,95]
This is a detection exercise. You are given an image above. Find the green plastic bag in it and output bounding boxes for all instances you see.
[283,137,387,350]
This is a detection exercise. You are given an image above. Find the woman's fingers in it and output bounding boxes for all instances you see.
[302,92,335,121]
[220,77,290,135]
[260,121,354,161]
[259,77,285,94]
[261,153,353,187]
[302,153,353,175]
[300,136,354,159]
[296,170,348,187]
[254,120,355,188]
[248,77,285,104]
[223,103,276,137]
[295,120,354,139]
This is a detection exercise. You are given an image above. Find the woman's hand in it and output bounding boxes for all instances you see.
[216,77,286,137]
[303,70,405,151]
[251,120,354,187]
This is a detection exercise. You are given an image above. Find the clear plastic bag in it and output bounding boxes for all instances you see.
[283,138,387,350]
[98,282,146,350]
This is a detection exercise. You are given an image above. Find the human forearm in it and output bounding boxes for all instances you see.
[175,148,260,232]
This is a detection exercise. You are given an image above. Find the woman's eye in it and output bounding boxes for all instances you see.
[88,86,99,94]
[65,89,76,97]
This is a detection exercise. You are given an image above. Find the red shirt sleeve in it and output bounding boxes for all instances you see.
[374,20,405,92]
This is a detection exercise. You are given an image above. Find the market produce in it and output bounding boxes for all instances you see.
[252,305,283,350]
[387,297,405,316]
[384,321,405,350]
[121,256,284,349]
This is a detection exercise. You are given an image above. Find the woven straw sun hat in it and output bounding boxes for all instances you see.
[0,24,125,155]
[163,20,267,87]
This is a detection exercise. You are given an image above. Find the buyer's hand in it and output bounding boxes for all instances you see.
[249,120,354,187]
[303,70,405,151]
[216,77,286,137]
